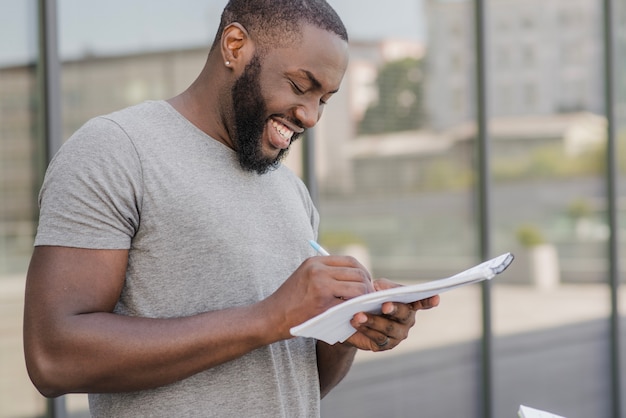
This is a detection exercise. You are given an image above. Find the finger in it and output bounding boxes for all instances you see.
[308,257,374,293]
[409,295,441,310]
[327,266,372,285]
[307,269,373,300]
[314,255,372,279]
[351,314,396,351]
[381,302,417,324]
[373,280,440,310]
[352,312,410,342]
[330,280,375,300]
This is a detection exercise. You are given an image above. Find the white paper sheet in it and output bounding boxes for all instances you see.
[518,405,566,418]
[290,252,514,344]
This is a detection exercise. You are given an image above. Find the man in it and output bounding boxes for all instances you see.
[23,0,439,416]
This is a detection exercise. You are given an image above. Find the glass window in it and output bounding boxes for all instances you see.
[490,0,611,416]
[0,1,46,417]
[5,0,623,417]
[617,0,626,407]
[321,0,482,416]
[54,1,232,414]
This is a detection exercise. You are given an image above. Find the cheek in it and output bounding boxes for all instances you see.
[259,78,292,113]
[261,92,286,114]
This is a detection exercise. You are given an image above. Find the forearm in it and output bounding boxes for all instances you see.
[316,340,357,398]
[25,301,280,397]
[24,247,375,398]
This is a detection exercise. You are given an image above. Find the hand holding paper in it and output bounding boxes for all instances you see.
[290,252,514,344]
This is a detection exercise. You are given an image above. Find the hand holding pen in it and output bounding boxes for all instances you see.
[309,240,330,256]
[307,239,439,351]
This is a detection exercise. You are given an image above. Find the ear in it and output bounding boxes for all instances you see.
[221,23,253,69]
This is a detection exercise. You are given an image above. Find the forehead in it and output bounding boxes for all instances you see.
[260,24,349,91]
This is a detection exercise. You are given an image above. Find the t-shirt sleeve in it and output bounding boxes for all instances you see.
[35,116,143,249]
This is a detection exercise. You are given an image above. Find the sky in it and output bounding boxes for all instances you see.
[0,0,426,66]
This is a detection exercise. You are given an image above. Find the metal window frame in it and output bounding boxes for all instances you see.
[39,0,66,417]
[602,0,622,417]
[468,0,623,417]
[472,1,494,417]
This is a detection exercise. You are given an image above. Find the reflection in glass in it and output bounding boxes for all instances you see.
[489,0,612,416]
[616,0,626,408]
[2,0,623,416]
[0,1,46,417]
[320,1,481,416]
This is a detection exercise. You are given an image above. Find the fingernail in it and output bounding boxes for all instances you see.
[382,304,395,315]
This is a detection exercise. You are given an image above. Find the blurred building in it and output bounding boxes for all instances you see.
[425,0,605,130]
[293,38,426,196]
[0,47,209,275]
[2,3,626,417]
[0,27,619,276]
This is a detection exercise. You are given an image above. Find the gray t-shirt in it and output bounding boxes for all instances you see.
[35,101,322,417]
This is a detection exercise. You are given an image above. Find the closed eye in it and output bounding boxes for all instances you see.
[290,81,305,95]
[289,77,332,105]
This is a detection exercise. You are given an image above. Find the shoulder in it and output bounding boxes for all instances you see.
[52,114,139,171]
[55,100,174,163]
[101,100,169,125]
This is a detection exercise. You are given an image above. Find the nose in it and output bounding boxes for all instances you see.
[294,100,321,129]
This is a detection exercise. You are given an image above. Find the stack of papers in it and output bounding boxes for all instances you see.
[290,252,514,344]
[519,405,566,418]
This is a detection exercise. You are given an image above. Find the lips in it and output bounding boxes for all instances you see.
[268,119,295,149]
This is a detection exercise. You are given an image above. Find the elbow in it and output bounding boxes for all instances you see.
[24,342,72,398]
[34,383,66,400]
[25,358,67,398]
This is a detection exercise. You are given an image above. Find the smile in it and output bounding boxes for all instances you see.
[271,119,294,140]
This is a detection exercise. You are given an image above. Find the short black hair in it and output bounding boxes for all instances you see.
[212,0,348,53]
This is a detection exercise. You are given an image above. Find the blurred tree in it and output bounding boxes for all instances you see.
[358,57,427,135]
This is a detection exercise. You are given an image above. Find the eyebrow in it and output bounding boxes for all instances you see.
[296,69,340,94]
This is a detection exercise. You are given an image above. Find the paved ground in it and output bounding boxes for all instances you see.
[2,275,624,418]
[322,283,625,418]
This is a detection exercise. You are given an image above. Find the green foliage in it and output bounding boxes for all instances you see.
[492,142,605,181]
[567,198,592,219]
[358,58,427,135]
[618,130,626,171]
[515,224,546,247]
[421,160,474,191]
[319,230,365,249]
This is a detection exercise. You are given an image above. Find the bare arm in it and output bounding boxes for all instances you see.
[23,246,286,397]
[23,248,373,398]
[316,341,356,398]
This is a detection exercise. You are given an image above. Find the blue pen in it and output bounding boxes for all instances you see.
[308,240,330,256]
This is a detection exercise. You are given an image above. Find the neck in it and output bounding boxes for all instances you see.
[167,56,235,150]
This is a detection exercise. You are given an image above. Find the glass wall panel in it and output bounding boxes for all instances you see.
[13,0,623,416]
[489,0,613,417]
[321,1,483,416]
[57,0,225,138]
[617,0,626,409]
[55,1,229,415]
[0,1,46,417]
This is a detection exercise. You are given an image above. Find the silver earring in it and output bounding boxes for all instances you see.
[225,61,231,66]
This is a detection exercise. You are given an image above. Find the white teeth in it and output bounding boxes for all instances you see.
[272,120,294,140]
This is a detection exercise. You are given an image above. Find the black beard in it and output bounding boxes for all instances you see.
[231,55,299,175]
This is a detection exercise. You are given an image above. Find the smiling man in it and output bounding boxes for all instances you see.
[23,1,438,417]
